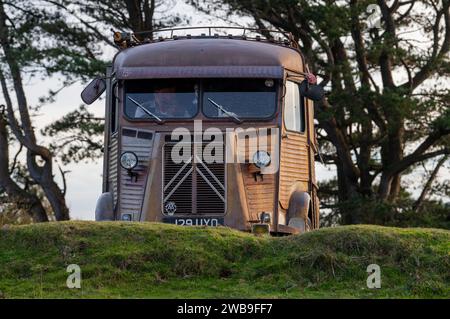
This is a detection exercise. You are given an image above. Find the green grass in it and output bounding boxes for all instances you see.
[0,221,448,298]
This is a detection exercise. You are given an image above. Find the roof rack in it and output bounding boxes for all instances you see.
[112,26,299,50]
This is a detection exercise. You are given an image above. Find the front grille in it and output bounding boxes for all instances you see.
[163,141,226,215]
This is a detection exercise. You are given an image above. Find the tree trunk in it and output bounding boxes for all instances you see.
[388,174,402,201]
[379,112,405,201]
[26,152,70,220]
[0,1,70,221]
[0,113,48,222]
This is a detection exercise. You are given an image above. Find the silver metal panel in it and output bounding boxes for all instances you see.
[108,134,119,208]
[119,128,154,220]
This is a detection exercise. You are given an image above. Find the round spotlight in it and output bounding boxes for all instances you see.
[260,212,271,223]
[253,150,271,168]
[120,152,138,170]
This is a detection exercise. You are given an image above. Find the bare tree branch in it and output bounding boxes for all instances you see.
[413,155,449,212]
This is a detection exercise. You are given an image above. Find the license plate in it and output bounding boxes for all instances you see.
[162,217,224,227]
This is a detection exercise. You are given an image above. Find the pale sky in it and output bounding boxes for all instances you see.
[4,1,449,220]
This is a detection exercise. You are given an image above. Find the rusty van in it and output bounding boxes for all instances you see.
[81,27,324,234]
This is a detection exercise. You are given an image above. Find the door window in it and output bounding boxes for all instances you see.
[284,81,306,133]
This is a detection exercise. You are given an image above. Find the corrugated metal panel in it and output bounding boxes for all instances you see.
[237,129,278,221]
[108,135,119,208]
[119,128,153,219]
[242,166,276,221]
[310,149,316,185]
[279,133,309,208]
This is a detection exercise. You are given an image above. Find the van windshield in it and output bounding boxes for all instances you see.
[203,79,277,119]
[124,78,277,120]
[124,79,198,119]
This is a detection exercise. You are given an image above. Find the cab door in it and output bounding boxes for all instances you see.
[278,80,311,227]
[103,67,119,216]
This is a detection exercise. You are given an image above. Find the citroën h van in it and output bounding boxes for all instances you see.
[81,27,324,234]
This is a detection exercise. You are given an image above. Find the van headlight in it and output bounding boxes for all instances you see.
[120,152,138,170]
[253,150,271,168]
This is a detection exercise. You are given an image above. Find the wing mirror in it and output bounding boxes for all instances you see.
[299,74,324,102]
[299,79,325,102]
[81,77,106,105]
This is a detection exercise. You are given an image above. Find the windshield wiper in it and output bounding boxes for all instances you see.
[207,98,242,123]
[127,96,163,123]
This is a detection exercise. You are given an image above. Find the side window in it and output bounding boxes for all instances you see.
[284,81,306,133]
[111,82,118,134]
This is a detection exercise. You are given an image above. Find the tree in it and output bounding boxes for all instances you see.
[0,0,188,222]
[192,0,450,223]
[0,0,108,221]
[0,106,49,222]
[44,0,186,43]
[0,1,69,220]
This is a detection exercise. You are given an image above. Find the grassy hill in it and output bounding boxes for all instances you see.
[0,221,448,298]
